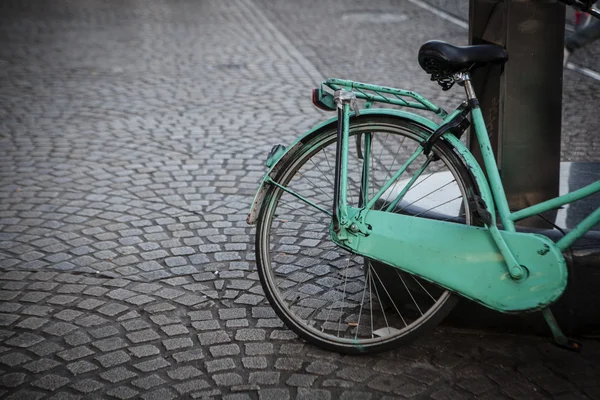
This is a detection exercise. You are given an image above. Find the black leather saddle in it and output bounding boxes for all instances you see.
[418,40,508,85]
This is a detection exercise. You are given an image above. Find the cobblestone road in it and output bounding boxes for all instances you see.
[0,1,599,399]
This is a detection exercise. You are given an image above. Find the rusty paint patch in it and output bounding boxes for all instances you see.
[537,244,550,256]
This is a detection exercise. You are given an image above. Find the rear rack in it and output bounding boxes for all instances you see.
[319,78,448,119]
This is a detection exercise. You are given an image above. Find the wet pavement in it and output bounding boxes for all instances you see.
[0,0,599,399]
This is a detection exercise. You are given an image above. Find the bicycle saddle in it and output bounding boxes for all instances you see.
[418,40,508,78]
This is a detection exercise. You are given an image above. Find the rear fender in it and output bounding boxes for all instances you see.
[246,109,496,225]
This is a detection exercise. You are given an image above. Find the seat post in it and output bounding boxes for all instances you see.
[457,72,478,102]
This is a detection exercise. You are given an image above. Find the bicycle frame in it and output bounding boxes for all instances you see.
[326,78,600,256]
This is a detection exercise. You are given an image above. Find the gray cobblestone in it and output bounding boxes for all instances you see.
[134,357,171,372]
[245,343,274,356]
[20,292,51,303]
[0,372,27,388]
[0,352,32,366]
[100,367,137,383]
[297,388,331,400]
[106,386,139,399]
[127,329,161,344]
[235,328,266,341]
[258,388,290,400]
[130,344,161,359]
[67,360,98,375]
[163,337,194,351]
[92,337,128,352]
[16,317,48,330]
[250,371,281,385]
[23,358,61,373]
[173,379,211,395]
[167,365,204,380]
[65,331,91,346]
[206,358,236,373]
[219,308,247,320]
[140,388,177,400]
[172,349,205,363]
[6,333,44,347]
[198,330,231,346]
[32,374,70,391]
[57,346,94,362]
[96,350,131,368]
[213,372,243,387]
[193,320,221,330]
[243,356,268,369]
[275,357,303,371]
[29,341,63,357]
[43,322,78,336]
[132,375,166,390]
[71,379,104,394]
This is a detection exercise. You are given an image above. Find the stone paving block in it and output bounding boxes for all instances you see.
[235,328,266,341]
[4,390,45,400]
[67,360,98,375]
[96,350,131,368]
[242,356,268,369]
[129,344,161,358]
[29,341,64,357]
[213,372,243,387]
[133,357,171,372]
[132,374,166,390]
[19,291,50,303]
[106,386,139,399]
[140,388,178,400]
[174,379,211,395]
[249,371,281,385]
[0,352,32,367]
[167,365,204,380]
[0,372,27,388]
[206,358,236,373]
[64,331,91,346]
[23,358,61,373]
[6,332,44,348]
[43,322,78,336]
[32,374,70,391]
[71,378,105,394]
[92,337,128,352]
[192,320,220,331]
[127,329,161,344]
[0,314,20,326]
[172,349,205,363]
[198,330,231,346]
[258,388,290,400]
[163,336,194,351]
[100,367,137,384]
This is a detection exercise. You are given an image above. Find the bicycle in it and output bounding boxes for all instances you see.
[247,0,600,354]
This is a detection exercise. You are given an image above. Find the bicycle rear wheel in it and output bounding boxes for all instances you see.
[256,114,479,354]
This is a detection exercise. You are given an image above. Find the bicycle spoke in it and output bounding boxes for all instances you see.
[371,263,408,327]
[410,274,437,303]
[398,272,423,315]
[413,194,463,217]
[398,179,456,211]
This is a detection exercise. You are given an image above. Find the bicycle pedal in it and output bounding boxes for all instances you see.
[553,339,582,353]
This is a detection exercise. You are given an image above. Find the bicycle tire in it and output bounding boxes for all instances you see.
[256,114,479,354]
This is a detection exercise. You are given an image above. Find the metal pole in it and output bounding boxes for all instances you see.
[469,0,565,226]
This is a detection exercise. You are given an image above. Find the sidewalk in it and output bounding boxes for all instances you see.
[0,0,599,399]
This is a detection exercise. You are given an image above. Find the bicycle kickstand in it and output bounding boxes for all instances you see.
[541,308,582,352]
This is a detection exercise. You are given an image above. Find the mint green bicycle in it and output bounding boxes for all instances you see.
[247,3,600,355]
